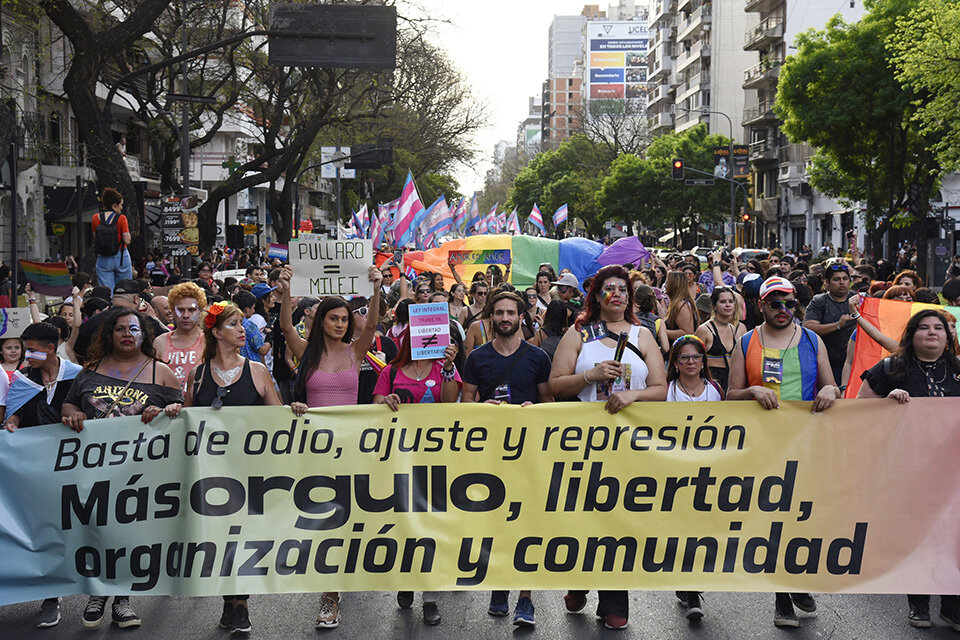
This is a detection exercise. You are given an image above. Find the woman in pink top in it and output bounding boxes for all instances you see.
[277,263,382,629]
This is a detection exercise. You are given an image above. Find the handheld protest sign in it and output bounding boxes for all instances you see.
[409,302,451,360]
[289,239,373,298]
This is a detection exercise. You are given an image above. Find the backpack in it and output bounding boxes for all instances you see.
[94,212,121,256]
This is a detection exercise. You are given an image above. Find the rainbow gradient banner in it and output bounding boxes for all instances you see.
[18,260,72,296]
[0,400,958,604]
[447,249,511,266]
[847,297,960,397]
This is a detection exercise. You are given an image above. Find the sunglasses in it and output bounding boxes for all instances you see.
[766,299,798,310]
[826,264,849,272]
[417,289,430,295]
[211,386,229,410]
[352,307,368,317]
[475,291,488,296]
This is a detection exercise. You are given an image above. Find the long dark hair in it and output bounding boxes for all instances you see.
[542,300,570,337]
[575,265,638,329]
[666,334,714,383]
[886,309,960,379]
[86,308,159,368]
[296,298,354,398]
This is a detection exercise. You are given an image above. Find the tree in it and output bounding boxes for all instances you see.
[570,98,650,157]
[775,0,942,256]
[596,124,735,244]
[890,0,960,170]
[41,0,173,235]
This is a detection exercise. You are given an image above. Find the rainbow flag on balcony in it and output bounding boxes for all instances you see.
[19,260,72,297]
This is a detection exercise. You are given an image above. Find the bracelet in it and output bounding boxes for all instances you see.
[28,299,37,304]
[850,313,861,320]
[441,367,456,382]
[583,370,592,385]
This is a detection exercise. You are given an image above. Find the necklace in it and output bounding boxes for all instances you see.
[914,356,946,384]
[678,377,706,400]
[410,361,429,381]
[213,363,243,386]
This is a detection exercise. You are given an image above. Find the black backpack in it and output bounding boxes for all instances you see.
[94,212,121,256]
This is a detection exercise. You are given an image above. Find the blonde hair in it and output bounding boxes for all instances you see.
[168,281,207,309]
[665,271,695,328]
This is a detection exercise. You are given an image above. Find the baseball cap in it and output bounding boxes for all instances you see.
[113,279,145,295]
[696,293,713,315]
[740,273,763,299]
[251,283,277,299]
[759,276,796,300]
[551,273,580,289]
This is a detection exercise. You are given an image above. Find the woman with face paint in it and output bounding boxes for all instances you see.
[60,308,183,630]
[153,282,207,390]
[169,300,301,634]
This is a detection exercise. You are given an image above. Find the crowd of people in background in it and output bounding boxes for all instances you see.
[0,209,958,635]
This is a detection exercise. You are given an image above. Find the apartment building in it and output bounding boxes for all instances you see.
[742,0,864,249]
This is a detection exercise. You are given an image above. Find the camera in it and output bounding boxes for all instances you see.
[721,248,733,263]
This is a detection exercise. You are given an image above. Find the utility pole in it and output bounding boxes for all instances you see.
[180,0,190,198]
[679,106,738,246]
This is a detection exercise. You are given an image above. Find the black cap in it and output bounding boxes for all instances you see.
[113,279,145,295]
[942,278,960,303]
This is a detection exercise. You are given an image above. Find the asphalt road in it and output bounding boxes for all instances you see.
[2,591,958,640]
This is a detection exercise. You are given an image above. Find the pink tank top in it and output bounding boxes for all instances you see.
[161,331,205,391]
[306,346,359,407]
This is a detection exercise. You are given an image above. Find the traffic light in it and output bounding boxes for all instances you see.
[741,212,751,222]
[671,158,684,180]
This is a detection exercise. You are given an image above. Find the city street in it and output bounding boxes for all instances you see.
[2,591,958,639]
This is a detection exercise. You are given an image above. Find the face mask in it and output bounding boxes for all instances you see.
[25,349,47,361]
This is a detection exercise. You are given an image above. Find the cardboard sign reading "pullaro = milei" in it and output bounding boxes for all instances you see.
[289,239,373,298]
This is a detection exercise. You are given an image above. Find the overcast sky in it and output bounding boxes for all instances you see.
[415,0,606,194]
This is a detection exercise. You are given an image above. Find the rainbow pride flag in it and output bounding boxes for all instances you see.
[846,297,960,397]
[19,260,72,297]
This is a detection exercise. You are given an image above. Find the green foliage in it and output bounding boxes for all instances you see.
[596,124,736,237]
[775,0,942,239]
[890,0,960,170]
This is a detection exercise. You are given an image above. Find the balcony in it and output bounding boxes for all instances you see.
[745,17,784,51]
[652,0,676,24]
[677,3,712,41]
[649,83,673,107]
[759,197,780,222]
[742,100,777,125]
[676,72,708,100]
[742,58,782,89]
[745,0,780,13]
[650,52,675,80]
[675,40,711,73]
[748,138,778,162]
[677,0,693,13]
[648,112,675,132]
[19,141,85,168]
[778,142,813,166]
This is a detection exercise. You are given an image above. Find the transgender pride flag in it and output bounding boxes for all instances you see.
[393,171,425,248]
[528,203,546,235]
[506,208,521,235]
[553,203,569,226]
[451,197,467,234]
[465,193,481,235]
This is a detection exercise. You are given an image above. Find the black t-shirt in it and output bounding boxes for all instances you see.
[12,365,73,428]
[462,341,551,404]
[804,292,854,382]
[358,335,398,404]
[861,356,960,398]
[64,366,183,418]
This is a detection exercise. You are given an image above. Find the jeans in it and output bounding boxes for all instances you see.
[95,248,131,293]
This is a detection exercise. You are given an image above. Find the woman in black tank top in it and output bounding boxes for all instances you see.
[694,287,745,391]
[178,301,302,634]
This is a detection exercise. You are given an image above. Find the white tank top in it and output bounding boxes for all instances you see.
[575,324,649,402]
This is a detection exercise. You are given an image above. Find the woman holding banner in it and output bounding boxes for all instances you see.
[372,328,460,625]
[60,308,183,630]
[175,300,301,634]
[277,263,383,629]
[856,308,960,630]
[549,265,667,630]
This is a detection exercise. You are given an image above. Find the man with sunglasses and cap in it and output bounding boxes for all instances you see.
[727,276,841,628]
[802,259,856,387]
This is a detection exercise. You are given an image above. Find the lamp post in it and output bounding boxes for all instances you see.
[676,106,738,247]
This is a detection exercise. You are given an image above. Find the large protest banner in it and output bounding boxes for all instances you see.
[288,238,373,298]
[0,399,958,605]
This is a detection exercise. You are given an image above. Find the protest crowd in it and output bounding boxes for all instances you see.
[1,189,959,636]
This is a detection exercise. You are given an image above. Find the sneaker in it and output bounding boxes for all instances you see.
[513,597,535,627]
[219,600,236,629]
[564,591,587,613]
[111,598,141,629]
[37,597,61,628]
[82,596,108,628]
[397,591,414,610]
[682,592,704,621]
[909,606,932,628]
[603,614,629,630]
[423,602,441,626]
[231,603,252,634]
[774,594,800,628]
[791,593,817,613]
[316,593,341,629]
[941,607,960,632]
[488,591,509,617]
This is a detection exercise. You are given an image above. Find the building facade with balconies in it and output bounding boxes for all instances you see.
[646,0,757,141]
[742,0,864,250]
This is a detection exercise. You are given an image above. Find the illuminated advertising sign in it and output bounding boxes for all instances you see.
[585,20,650,106]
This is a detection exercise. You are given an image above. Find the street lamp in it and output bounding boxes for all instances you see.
[675,106,738,247]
